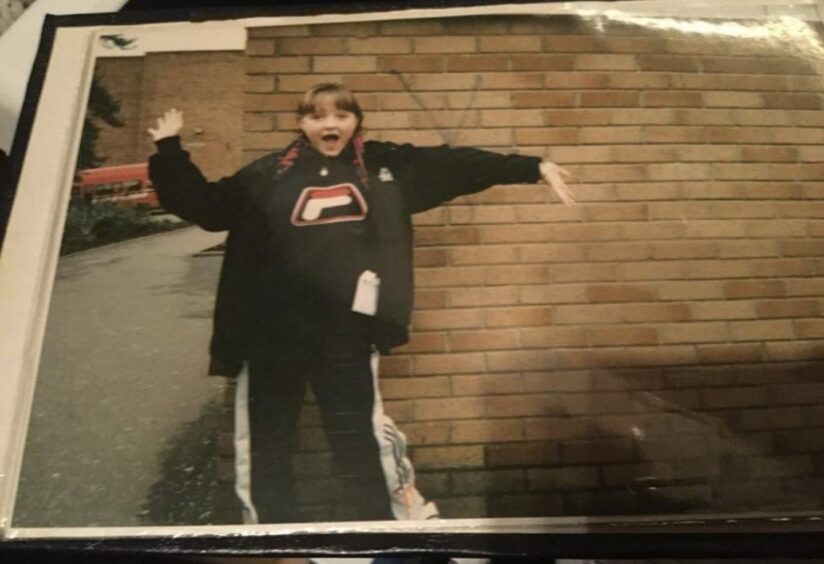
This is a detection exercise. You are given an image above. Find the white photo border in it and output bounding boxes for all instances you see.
[2,0,824,550]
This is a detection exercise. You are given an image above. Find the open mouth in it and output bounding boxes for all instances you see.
[321,133,340,142]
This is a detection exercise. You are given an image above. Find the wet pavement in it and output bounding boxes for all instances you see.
[13,226,229,527]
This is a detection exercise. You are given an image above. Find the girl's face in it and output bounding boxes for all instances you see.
[298,94,360,157]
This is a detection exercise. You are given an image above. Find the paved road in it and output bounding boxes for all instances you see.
[13,226,229,527]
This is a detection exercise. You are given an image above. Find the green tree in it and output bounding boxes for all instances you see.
[76,72,124,170]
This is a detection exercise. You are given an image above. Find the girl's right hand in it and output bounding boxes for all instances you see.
[147,108,184,141]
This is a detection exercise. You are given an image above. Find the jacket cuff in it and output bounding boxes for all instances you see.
[528,157,543,183]
[154,135,183,154]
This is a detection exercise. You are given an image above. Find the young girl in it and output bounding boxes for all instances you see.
[148,83,573,524]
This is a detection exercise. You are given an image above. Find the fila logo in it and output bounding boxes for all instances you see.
[290,183,368,226]
[379,167,394,182]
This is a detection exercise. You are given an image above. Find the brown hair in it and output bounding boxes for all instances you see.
[297,83,364,132]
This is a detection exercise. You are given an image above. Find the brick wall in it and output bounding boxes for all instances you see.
[237,14,824,521]
[95,52,244,179]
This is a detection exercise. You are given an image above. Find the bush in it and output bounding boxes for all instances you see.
[60,197,184,255]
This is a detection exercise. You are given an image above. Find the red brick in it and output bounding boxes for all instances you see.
[611,145,678,162]
[524,418,593,441]
[243,113,275,132]
[377,55,444,72]
[486,350,555,372]
[542,36,602,52]
[638,55,699,72]
[521,327,588,348]
[450,373,525,396]
[380,376,451,400]
[737,407,806,430]
[244,93,302,111]
[278,37,346,55]
[755,299,820,319]
[246,39,275,56]
[690,301,757,320]
[520,284,588,305]
[639,437,710,460]
[697,343,764,364]
[546,72,611,89]
[379,20,445,35]
[416,226,480,246]
[479,224,553,244]
[518,243,585,262]
[609,73,671,90]
[415,353,486,376]
[561,438,635,464]
[415,267,484,288]
[393,332,448,354]
[551,263,620,283]
[484,306,552,328]
[315,55,377,73]
[510,55,576,71]
[452,469,528,495]
[450,330,519,352]
[511,92,577,108]
[451,420,524,443]
[480,73,544,90]
[448,286,519,308]
[523,371,592,393]
[770,383,824,406]
[449,205,515,225]
[479,36,541,52]
[414,36,475,53]
[728,320,795,341]
[659,322,730,344]
[413,248,447,267]
[413,446,484,469]
[413,397,485,420]
[556,303,692,325]
[529,467,600,490]
[588,326,658,346]
[580,91,640,107]
[486,442,559,467]
[344,74,405,92]
[584,243,649,262]
[795,319,824,338]
[644,126,705,143]
[447,91,511,109]
[379,355,411,377]
[765,340,824,362]
[586,284,656,303]
[724,280,786,299]
[347,37,411,54]
[412,309,483,331]
[414,289,447,310]
[644,91,703,107]
[650,242,718,260]
[513,128,580,145]
[445,55,509,72]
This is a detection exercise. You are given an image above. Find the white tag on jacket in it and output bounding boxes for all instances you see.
[352,270,380,316]
[379,167,394,182]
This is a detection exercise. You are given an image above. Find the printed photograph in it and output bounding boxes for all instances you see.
[10,6,824,530]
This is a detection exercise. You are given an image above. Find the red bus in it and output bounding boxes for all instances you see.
[72,163,160,209]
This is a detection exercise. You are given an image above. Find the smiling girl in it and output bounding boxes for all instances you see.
[148,83,573,524]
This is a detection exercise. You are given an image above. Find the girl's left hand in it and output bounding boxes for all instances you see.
[539,161,575,206]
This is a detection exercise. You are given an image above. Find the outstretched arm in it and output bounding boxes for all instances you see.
[539,161,575,206]
[370,142,575,213]
[147,109,241,232]
[148,108,184,141]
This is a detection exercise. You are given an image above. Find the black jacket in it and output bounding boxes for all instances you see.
[149,136,541,376]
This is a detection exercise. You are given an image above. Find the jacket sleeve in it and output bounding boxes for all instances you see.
[373,142,542,214]
[148,136,243,232]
